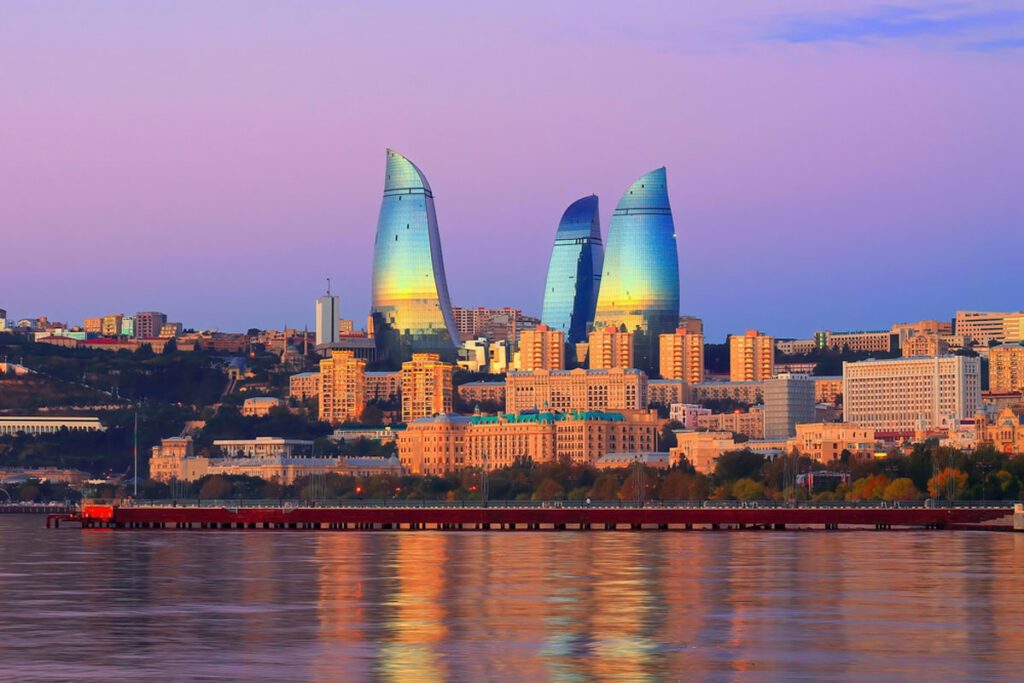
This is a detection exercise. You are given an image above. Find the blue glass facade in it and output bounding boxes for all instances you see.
[371,149,459,364]
[593,167,680,372]
[540,195,604,349]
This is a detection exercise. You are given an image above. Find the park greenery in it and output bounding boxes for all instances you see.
[8,443,1021,505]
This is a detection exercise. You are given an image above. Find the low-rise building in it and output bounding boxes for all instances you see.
[689,381,764,406]
[647,379,687,408]
[669,403,712,429]
[816,329,898,354]
[398,410,659,475]
[596,452,672,470]
[289,372,321,402]
[974,408,1024,454]
[0,416,106,436]
[792,423,879,462]
[694,407,765,439]
[211,437,313,458]
[902,334,949,358]
[506,367,647,413]
[670,431,737,475]
[241,397,284,417]
[457,381,507,407]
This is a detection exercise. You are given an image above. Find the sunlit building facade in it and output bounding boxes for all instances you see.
[730,329,775,382]
[371,149,459,364]
[593,168,680,373]
[659,325,704,384]
[319,350,367,424]
[401,353,453,423]
[540,195,603,348]
[588,325,634,370]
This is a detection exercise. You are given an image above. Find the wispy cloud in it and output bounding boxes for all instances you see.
[961,36,1024,51]
[769,4,1024,49]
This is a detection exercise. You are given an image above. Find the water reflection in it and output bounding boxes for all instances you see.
[1,517,1022,682]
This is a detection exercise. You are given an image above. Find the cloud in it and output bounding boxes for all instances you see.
[769,4,1024,47]
[961,36,1024,51]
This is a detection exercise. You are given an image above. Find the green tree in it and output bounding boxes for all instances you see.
[198,475,232,500]
[730,478,765,501]
[714,450,765,484]
[532,478,564,501]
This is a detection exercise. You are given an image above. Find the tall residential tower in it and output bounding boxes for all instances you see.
[540,195,603,351]
[370,150,460,364]
[593,168,680,373]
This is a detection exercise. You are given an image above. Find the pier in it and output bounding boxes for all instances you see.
[45,501,1019,532]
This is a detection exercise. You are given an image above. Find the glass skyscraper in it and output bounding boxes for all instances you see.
[540,195,604,349]
[371,149,459,364]
[593,167,680,373]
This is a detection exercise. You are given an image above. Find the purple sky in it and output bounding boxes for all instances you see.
[2,2,1022,341]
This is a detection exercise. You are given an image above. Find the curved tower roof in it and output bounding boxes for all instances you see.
[541,195,603,348]
[371,149,459,364]
[593,167,680,372]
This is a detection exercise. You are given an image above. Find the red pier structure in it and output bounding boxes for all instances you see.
[45,502,1020,532]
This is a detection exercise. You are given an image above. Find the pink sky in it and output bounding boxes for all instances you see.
[1,2,1021,340]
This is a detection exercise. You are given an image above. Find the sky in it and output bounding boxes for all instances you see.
[1,1,1021,341]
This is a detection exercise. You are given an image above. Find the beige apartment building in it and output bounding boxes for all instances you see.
[648,379,688,408]
[457,381,506,407]
[83,317,103,334]
[818,330,898,354]
[588,325,633,370]
[902,334,949,358]
[891,320,954,347]
[101,314,123,337]
[814,376,843,404]
[241,397,284,417]
[319,349,367,424]
[505,367,647,413]
[401,353,453,423]
[670,431,738,475]
[398,410,659,475]
[954,310,1024,345]
[289,371,321,401]
[366,371,401,402]
[990,344,1024,393]
[694,408,765,439]
[842,355,982,435]
[1004,315,1024,344]
[690,381,764,406]
[792,423,878,462]
[150,436,401,484]
[730,330,774,382]
[517,324,565,371]
[659,325,704,383]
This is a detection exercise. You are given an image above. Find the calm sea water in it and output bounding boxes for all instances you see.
[1,515,1023,682]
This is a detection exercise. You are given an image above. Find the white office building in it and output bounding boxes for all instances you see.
[843,355,982,435]
[315,293,341,346]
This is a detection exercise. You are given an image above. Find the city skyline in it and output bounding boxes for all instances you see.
[1,2,1021,340]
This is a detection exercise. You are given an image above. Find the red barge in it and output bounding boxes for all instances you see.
[45,502,1022,532]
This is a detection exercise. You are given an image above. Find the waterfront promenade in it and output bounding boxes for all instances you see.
[48,500,1021,532]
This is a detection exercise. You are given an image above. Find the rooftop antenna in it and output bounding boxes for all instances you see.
[326,277,331,296]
